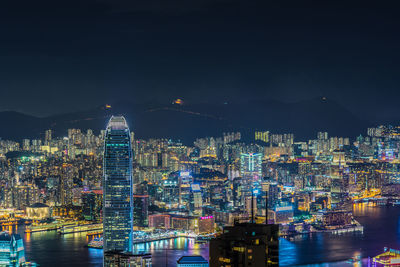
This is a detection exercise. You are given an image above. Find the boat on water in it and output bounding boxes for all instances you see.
[59,223,103,234]
[195,235,212,243]
[346,254,361,263]
[373,247,400,266]
[195,239,208,244]
[87,237,103,249]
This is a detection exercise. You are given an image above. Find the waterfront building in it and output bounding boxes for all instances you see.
[177,255,208,267]
[52,205,81,219]
[0,232,25,266]
[209,222,279,267]
[171,216,192,231]
[103,116,133,253]
[25,203,51,220]
[148,214,171,229]
[197,215,215,234]
[274,204,294,224]
[320,210,352,228]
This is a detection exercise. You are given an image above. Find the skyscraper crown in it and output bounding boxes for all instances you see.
[107,116,129,130]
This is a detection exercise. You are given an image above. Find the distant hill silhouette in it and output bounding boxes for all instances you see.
[0,98,372,144]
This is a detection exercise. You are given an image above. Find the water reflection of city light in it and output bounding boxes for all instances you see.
[26,232,31,242]
[279,238,298,266]
[188,239,194,249]
[88,247,103,258]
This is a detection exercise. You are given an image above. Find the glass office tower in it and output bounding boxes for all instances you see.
[103,116,133,253]
[0,232,26,266]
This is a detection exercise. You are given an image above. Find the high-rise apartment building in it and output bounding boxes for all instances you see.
[45,129,52,143]
[255,131,269,143]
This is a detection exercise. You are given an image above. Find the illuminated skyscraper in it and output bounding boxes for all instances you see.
[103,116,133,253]
[0,232,26,266]
[240,153,262,181]
[190,184,203,216]
[240,153,263,208]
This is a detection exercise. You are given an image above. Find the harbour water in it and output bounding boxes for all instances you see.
[280,203,400,266]
[11,203,400,266]
[19,230,208,266]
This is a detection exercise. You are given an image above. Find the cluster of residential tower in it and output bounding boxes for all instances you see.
[1,118,400,266]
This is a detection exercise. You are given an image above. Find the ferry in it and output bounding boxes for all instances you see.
[195,237,208,244]
[25,222,76,233]
[58,223,102,234]
[87,237,103,249]
[373,247,400,266]
[346,254,361,264]
[195,234,214,243]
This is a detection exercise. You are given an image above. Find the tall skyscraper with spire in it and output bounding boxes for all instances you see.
[103,116,133,253]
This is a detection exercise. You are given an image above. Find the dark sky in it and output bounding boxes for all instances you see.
[1,0,400,118]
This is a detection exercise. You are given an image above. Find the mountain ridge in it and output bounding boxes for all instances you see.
[0,98,374,144]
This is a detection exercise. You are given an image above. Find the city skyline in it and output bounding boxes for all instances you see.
[2,1,400,266]
[0,116,399,265]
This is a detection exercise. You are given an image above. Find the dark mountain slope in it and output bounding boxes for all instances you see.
[0,98,371,143]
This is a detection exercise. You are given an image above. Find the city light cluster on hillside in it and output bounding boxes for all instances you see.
[0,120,400,266]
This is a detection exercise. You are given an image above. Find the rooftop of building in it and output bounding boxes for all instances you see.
[29,203,49,208]
[218,222,280,238]
[104,250,151,257]
[177,255,208,264]
[0,232,22,242]
[106,116,129,131]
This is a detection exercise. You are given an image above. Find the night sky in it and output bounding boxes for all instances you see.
[1,1,400,119]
